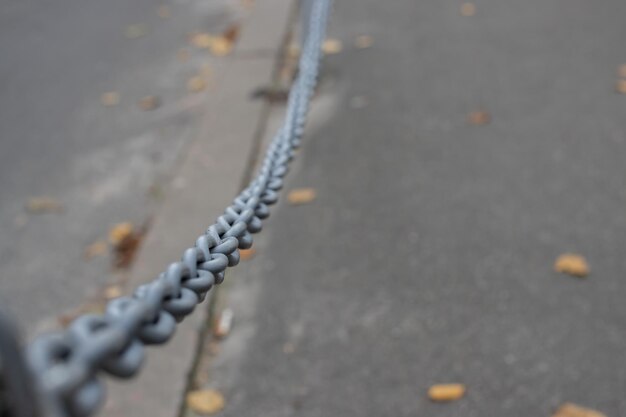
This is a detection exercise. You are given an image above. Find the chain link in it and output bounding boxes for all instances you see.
[25,1,331,416]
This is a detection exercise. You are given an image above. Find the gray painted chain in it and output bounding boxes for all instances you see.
[26,1,331,416]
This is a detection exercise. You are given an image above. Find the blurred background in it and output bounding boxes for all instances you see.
[2,1,626,417]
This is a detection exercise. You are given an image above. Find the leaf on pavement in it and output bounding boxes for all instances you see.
[25,197,64,214]
[213,308,234,339]
[101,92,120,107]
[287,188,317,205]
[616,79,626,94]
[239,248,256,260]
[109,222,134,247]
[354,35,373,49]
[190,27,238,56]
[427,384,466,402]
[554,253,589,277]
[125,24,147,39]
[186,389,225,415]
[84,241,108,259]
[187,76,208,93]
[460,2,476,16]
[103,285,123,299]
[157,5,171,19]
[322,38,342,54]
[467,111,491,125]
[553,403,606,417]
[138,95,161,111]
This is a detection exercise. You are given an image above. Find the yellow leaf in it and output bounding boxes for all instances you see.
[287,188,317,205]
[103,285,123,299]
[138,95,161,111]
[187,76,207,93]
[460,2,476,16]
[186,389,225,415]
[108,222,134,247]
[25,197,64,214]
[554,253,590,277]
[467,111,491,125]
[208,37,232,56]
[322,38,342,54]
[84,241,108,259]
[101,92,120,107]
[157,5,170,19]
[553,403,607,417]
[354,35,373,49]
[125,24,147,39]
[239,248,256,260]
[427,384,466,402]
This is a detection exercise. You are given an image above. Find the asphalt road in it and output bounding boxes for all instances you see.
[202,0,626,416]
[0,0,240,336]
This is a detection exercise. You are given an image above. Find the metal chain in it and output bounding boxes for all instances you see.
[25,1,331,416]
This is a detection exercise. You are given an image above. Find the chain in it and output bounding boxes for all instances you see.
[25,1,331,416]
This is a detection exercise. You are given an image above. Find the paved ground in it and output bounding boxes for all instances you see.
[194,1,626,417]
[0,0,242,336]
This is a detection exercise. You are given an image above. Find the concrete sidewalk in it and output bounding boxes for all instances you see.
[190,1,626,417]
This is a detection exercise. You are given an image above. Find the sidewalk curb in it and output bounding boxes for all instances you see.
[101,2,293,417]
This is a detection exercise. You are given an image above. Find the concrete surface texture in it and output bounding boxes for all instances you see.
[191,1,626,417]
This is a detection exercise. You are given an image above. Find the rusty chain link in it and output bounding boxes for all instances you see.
[23,1,331,416]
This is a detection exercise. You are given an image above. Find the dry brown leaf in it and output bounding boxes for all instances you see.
[103,285,123,299]
[109,222,134,247]
[354,35,373,49]
[177,47,191,62]
[222,24,240,43]
[25,197,64,214]
[213,308,233,339]
[101,92,120,107]
[287,188,317,205]
[554,253,589,277]
[553,403,606,417]
[186,389,225,415]
[125,24,147,39]
[467,111,491,125]
[427,384,466,402]
[322,38,342,54]
[157,5,171,18]
[187,76,207,93]
[616,79,626,94]
[139,95,161,111]
[239,248,256,261]
[84,241,108,259]
[460,2,476,16]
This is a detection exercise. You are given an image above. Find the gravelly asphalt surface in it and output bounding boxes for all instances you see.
[0,0,239,336]
[202,1,626,416]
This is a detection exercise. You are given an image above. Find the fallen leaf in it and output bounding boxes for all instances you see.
[190,32,234,56]
[427,384,466,402]
[467,111,491,125]
[554,253,589,277]
[222,24,240,43]
[354,35,373,49]
[186,389,225,415]
[239,248,256,260]
[109,222,134,247]
[84,241,108,259]
[619,64,626,78]
[208,36,232,56]
[125,24,147,39]
[157,5,171,18]
[553,403,606,417]
[187,76,208,93]
[287,188,317,205]
[139,95,161,111]
[213,308,234,339]
[322,38,342,54]
[460,2,476,16]
[177,47,191,62]
[25,197,64,214]
[101,92,120,107]
[616,79,626,94]
[286,42,300,59]
[103,285,123,299]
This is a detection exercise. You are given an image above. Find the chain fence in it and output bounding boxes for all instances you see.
[0,0,331,416]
